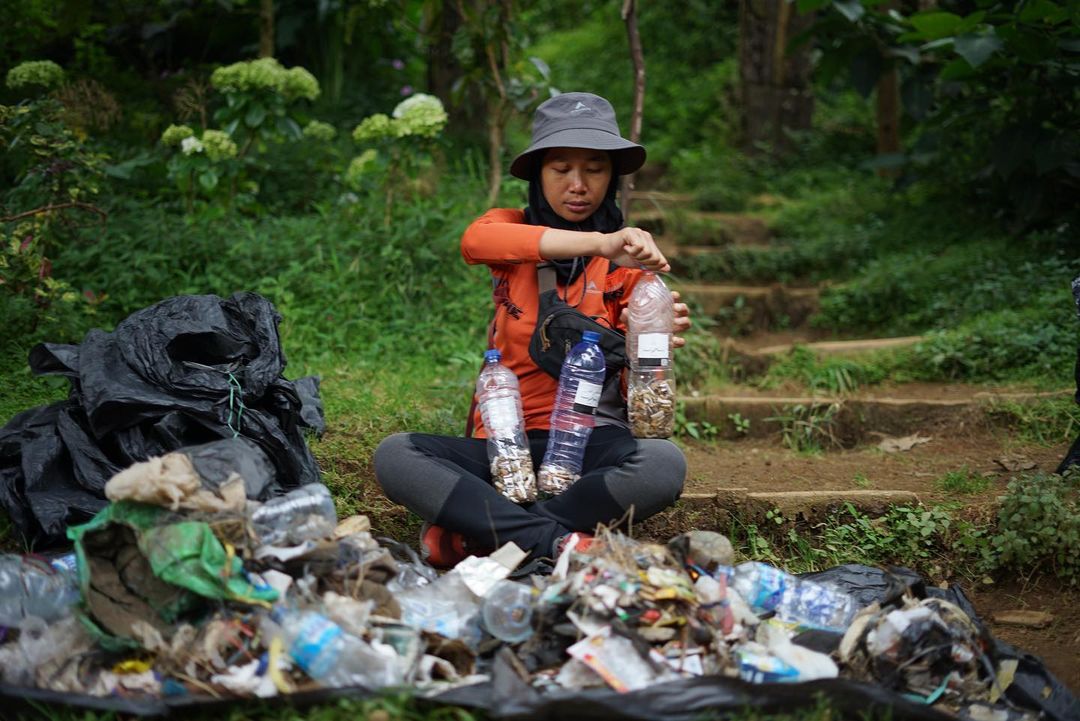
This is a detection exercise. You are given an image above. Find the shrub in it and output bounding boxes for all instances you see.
[988,471,1080,584]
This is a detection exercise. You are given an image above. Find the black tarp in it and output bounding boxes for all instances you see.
[0,292,324,548]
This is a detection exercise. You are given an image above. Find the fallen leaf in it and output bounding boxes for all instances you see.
[877,433,932,453]
[995,455,1037,472]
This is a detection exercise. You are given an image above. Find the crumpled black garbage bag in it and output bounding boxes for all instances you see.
[0,292,325,548]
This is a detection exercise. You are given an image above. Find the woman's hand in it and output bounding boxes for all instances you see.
[619,290,692,348]
[599,227,670,272]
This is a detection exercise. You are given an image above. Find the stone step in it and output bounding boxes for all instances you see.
[679,489,922,523]
[748,335,925,358]
[631,209,771,247]
[628,190,695,207]
[678,388,1071,446]
[672,282,820,334]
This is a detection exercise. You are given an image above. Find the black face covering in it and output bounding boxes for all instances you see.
[522,155,624,286]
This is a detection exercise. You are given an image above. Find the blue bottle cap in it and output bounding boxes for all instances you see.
[582,330,601,343]
[484,348,501,362]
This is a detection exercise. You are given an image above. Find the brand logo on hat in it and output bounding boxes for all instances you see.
[569,101,594,116]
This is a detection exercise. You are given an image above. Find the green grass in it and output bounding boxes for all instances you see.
[935,466,993,495]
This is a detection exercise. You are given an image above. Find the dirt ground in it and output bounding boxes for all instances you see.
[967,581,1080,694]
[680,433,1069,507]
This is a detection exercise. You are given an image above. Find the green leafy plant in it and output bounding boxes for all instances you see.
[160,58,321,211]
[1,83,107,338]
[350,93,449,222]
[675,403,719,441]
[987,470,1080,584]
[767,402,841,453]
[803,0,1080,223]
[728,411,751,435]
[935,466,992,495]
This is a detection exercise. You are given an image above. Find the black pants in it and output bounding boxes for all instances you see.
[373,425,685,559]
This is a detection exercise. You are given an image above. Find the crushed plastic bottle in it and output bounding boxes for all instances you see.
[626,271,676,438]
[538,330,605,494]
[731,562,793,614]
[730,561,857,632]
[0,554,80,626]
[249,483,337,546]
[477,349,537,503]
[776,578,857,632]
[482,579,536,643]
[275,608,402,689]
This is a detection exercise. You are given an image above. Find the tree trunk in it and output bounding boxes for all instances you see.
[427,1,478,127]
[620,0,646,222]
[258,0,274,58]
[738,0,814,154]
[485,96,505,208]
[875,66,901,176]
[875,0,902,177]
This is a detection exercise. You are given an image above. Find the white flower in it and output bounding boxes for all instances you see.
[181,136,205,156]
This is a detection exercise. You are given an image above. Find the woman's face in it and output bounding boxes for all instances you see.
[540,147,613,223]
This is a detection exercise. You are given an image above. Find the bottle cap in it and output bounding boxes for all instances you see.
[582,330,601,343]
[484,349,501,362]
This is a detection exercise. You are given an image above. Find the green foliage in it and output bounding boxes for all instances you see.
[990,470,1080,584]
[302,120,337,142]
[935,466,993,495]
[987,396,1080,446]
[675,402,719,442]
[158,58,323,212]
[350,94,450,219]
[761,346,893,394]
[5,59,64,91]
[0,94,106,338]
[524,0,738,165]
[767,402,841,453]
[806,0,1080,222]
[728,412,751,435]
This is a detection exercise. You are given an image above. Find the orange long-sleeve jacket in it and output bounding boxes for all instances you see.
[461,208,645,437]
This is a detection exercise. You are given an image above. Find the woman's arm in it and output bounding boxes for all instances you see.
[461,208,670,272]
[540,226,670,272]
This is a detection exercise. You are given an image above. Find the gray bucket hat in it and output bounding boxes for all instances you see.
[510,92,646,180]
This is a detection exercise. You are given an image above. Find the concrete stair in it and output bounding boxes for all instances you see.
[678,386,1072,445]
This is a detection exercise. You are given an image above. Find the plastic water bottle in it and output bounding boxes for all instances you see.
[277,608,401,688]
[482,580,536,643]
[776,578,857,632]
[538,330,606,494]
[477,349,536,503]
[249,483,337,546]
[0,555,80,626]
[627,271,675,438]
[731,562,857,632]
[731,562,793,614]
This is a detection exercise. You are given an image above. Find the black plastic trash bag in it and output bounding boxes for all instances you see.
[0,292,324,547]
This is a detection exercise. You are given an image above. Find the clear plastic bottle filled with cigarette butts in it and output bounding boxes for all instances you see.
[477,349,536,503]
[626,271,675,438]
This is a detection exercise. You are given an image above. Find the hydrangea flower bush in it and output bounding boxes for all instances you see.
[5,60,64,91]
[348,94,448,216]
[161,58,320,211]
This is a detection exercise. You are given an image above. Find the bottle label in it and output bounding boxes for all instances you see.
[572,380,602,415]
[637,333,669,367]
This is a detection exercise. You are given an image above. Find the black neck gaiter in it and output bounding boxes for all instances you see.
[522,163,624,286]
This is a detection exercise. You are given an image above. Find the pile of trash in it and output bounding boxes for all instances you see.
[0,292,325,548]
[0,440,1075,720]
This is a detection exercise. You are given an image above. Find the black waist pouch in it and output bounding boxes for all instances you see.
[528,265,626,384]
